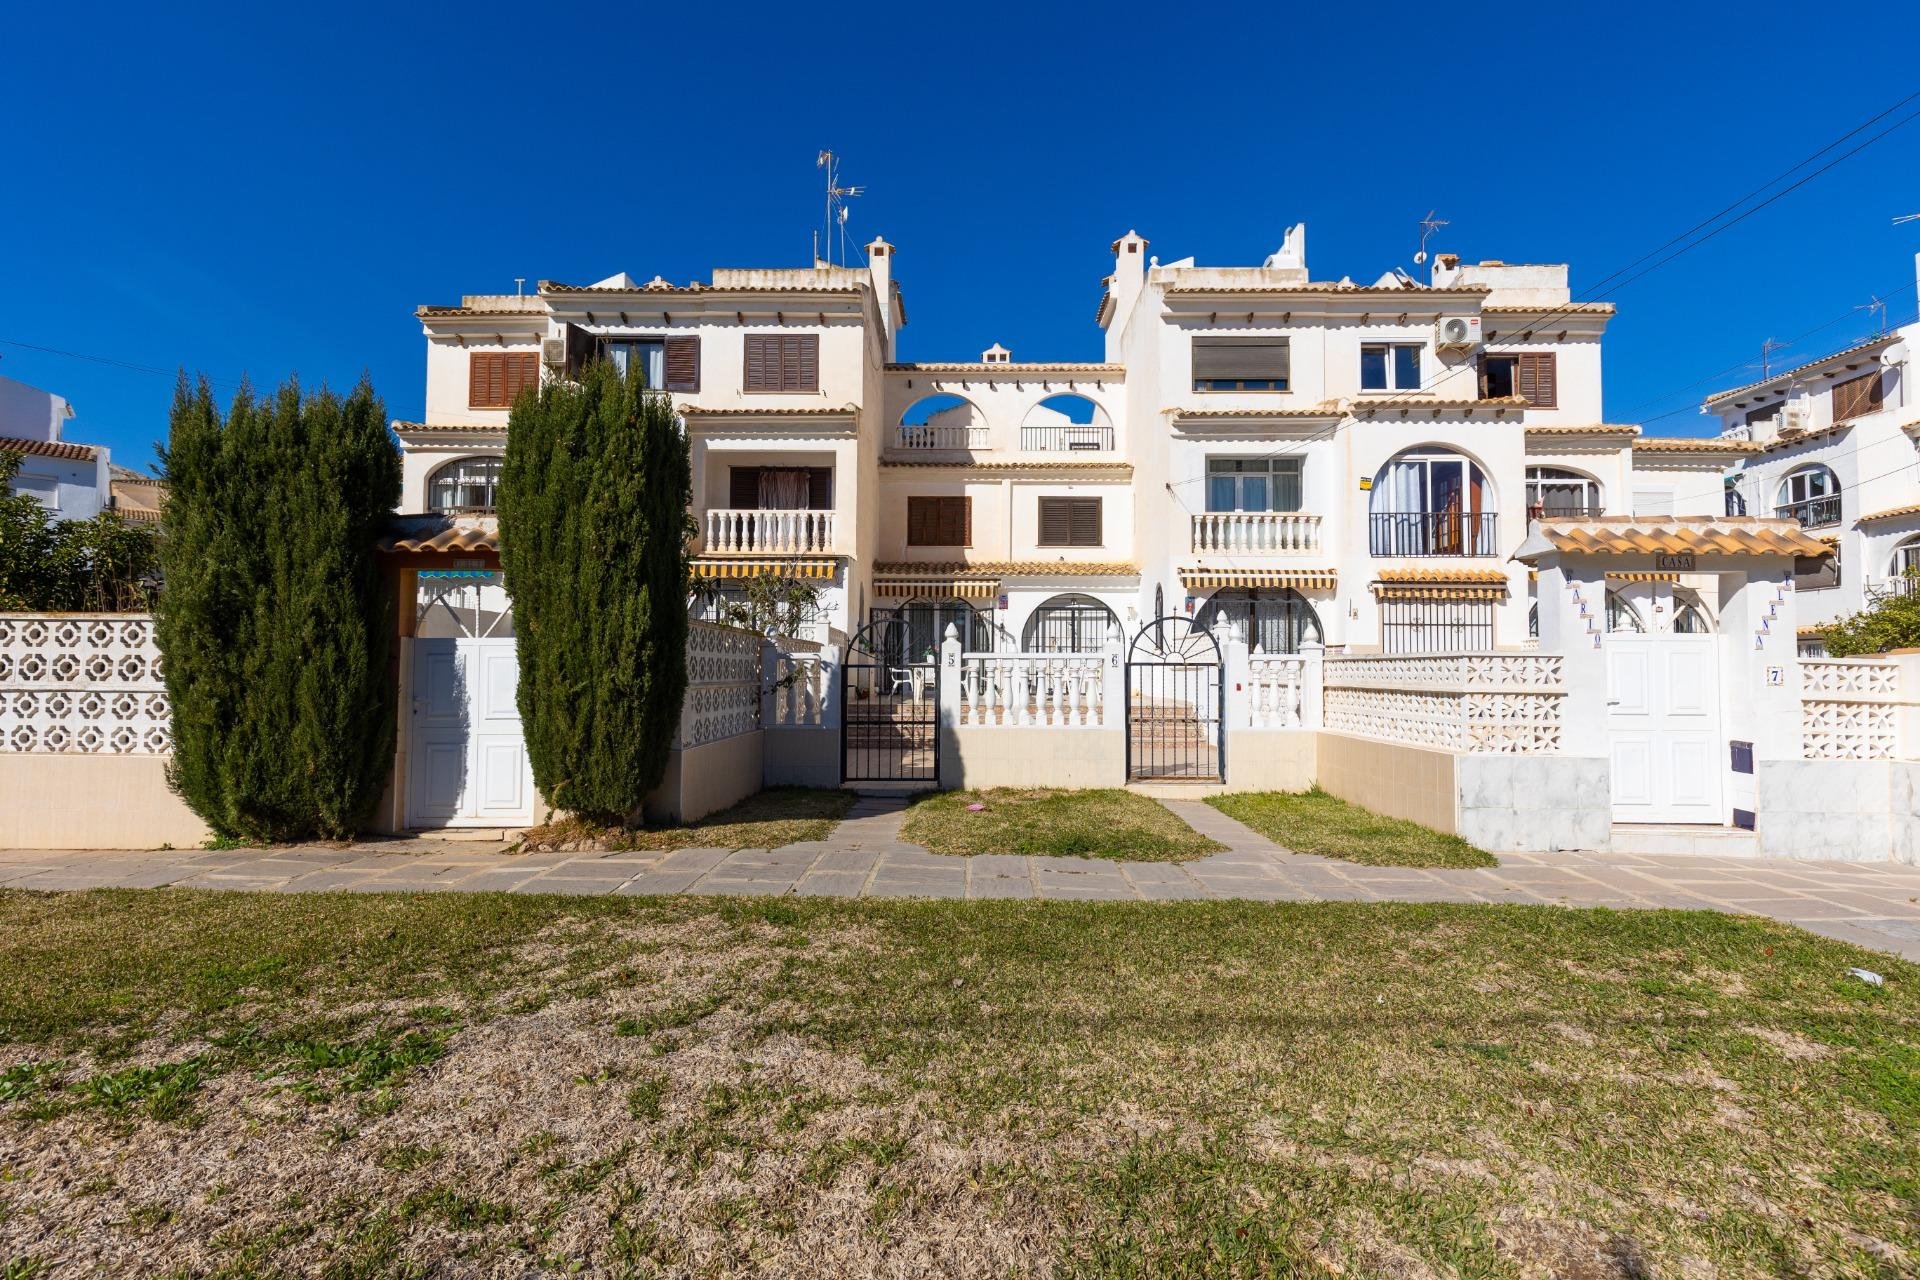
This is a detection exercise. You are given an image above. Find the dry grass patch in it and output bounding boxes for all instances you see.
[518,785,854,853]
[901,788,1225,861]
[1209,786,1496,868]
[1,890,1917,1277]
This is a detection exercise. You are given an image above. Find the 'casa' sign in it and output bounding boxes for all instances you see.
[1655,553,1696,572]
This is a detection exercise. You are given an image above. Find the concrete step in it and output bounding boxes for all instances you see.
[1609,824,1760,858]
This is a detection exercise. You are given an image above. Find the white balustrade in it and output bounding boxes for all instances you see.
[894,424,988,452]
[1321,652,1564,754]
[1190,512,1321,554]
[703,508,836,555]
[1801,658,1901,760]
[768,646,830,728]
[956,652,1108,728]
[1246,653,1306,728]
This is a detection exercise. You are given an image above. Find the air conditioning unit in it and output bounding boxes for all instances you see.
[1434,315,1481,351]
[541,337,567,367]
[1779,403,1809,435]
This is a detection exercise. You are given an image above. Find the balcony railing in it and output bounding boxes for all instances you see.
[1369,511,1499,557]
[894,424,989,452]
[1526,503,1604,521]
[1191,511,1322,554]
[1021,422,1114,451]
[1866,575,1920,602]
[1776,496,1842,529]
[703,508,836,555]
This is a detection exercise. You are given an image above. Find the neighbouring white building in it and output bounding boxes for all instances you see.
[1710,256,1920,654]
[0,372,112,521]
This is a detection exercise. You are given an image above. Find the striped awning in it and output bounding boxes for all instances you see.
[692,557,838,581]
[873,574,999,599]
[1179,567,1337,591]
[1606,571,1680,583]
[1374,584,1506,601]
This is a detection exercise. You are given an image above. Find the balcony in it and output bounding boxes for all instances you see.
[1526,503,1605,521]
[1776,496,1842,529]
[1369,512,1499,557]
[894,424,989,452]
[1191,512,1322,554]
[1866,575,1920,602]
[1020,422,1114,452]
[703,508,837,555]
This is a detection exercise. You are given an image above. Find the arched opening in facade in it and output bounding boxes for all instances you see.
[1525,465,1602,519]
[891,597,995,656]
[1022,593,1119,653]
[428,456,504,513]
[1369,448,1494,555]
[1020,394,1114,452]
[898,394,986,451]
[1775,464,1841,529]
[1193,588,1323,653]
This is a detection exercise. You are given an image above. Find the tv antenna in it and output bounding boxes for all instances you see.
[815,150,865,267]
[1760,337,1788,378]
[1893,211,1920,225]
[1857,294,1890,336]
[1413,210,1449,266]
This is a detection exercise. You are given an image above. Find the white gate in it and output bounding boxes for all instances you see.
[406,575,534,829]
[1605,633,1722,824]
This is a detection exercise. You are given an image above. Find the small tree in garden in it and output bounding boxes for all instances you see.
[498,361,691,824]
[692,569,823,639]
[0,452,160,611]
[1822,582,1920,657]
[157,373,400,841]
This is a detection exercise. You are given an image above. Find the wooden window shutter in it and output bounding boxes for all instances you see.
[1192,337,1290,382]
[1069,497,1102,546]
[744,334,821,392]
[907,496,968,546]
[1038,497,1100,546]
[469,352,501,408]
[664,336,700,392]
[729,467,760,509]
[503,353,538,403]
[807,467,833,510]
[1832,370,1882,422]
[1516,353,1557,408]
[744,336,771,392]
[1038,498,1069,546]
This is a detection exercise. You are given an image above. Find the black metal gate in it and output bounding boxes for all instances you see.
[842,616,938,782]
[1125,616,1222,782]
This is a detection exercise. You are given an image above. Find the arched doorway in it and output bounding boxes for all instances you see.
[1125,616,1222,782]
[1023,594,1118,653]
[1193,588,1323,653]
[893,597,995,655]
[841,615,937,782]
[407,572,534,829]
[1370,448,1494,555]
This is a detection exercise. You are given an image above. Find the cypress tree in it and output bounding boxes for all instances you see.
[498,360,690,823]
[157,373,400,841]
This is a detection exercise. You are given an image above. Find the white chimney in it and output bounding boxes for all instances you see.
[981,342,1011,364]
[1104,230,1149,360]
[867,236,899,361]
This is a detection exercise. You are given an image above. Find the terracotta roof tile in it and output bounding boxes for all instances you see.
[1351,397,1528,415]
[1859,503,1920,524]
[1171,405,1344,421]
[391,420,508,435]
[676,405,857,417]
[417,306,548,318]
[884,362,1123,376]
[878,460,1130,473]
[872,561,1137,578]
[1483,303,1616,315]
[1375,567,1511,584]
[1704,335,1897,406]
[541,280,861,295]
[378,515,499,555]
[0,434,97,462]
[1165,284,1491,297]
[1524,424,1641,437]
[1631,437,1759,454]
[1524,516,1828,558]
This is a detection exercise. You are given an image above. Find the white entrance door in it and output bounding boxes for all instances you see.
[1605,633,1722,824]
[407,575,535,829]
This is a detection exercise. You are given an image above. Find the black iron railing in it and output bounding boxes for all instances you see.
[1369,511,1499,557]
[1776,496,1842,529]
[1020,422,1114,451]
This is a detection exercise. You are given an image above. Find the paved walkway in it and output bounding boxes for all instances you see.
[3,797,1919,960]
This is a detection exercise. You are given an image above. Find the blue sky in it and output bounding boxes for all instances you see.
[3,1,1917,475]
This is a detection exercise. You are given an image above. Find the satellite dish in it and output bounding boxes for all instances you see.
[1413,251,1427,265]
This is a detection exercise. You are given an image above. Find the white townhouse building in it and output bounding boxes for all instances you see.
[0,372,113,522]
[1708,262,1920,653]
[398,227,1742,659]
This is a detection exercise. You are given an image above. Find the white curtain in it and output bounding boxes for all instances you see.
[758,469,810,510]
[1378,459,1424,513]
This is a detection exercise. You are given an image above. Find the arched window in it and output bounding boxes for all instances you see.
[1370,449,1493,555]
[1606,591,1646,634]
[1890,535,1920,580]
[1525,466,1601,518]
[1774,464,1840,529]
[1673,602,1712,634]
[1193,588,1323,653]
[1021,394,1113,451]
[428,456,503,513]
[1724,481,1748,517]
[1023,594,1118,653]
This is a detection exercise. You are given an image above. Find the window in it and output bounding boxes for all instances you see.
[1380,599,1493,653]
[1673,595,1713,634]
[1206,457,1303,512]
[1037,496,1102,547]
[1192,337,1290,391]
[1745,403,1783,428]
[603,339,664,387]
[567,330,700,391]
[1525,466,1601,518]
[1775,465,1840,529]
[9,473,58,511]
[1193,588,1322,653]
[728,466,832,510]
[1023,594,1119,653]
[428,457,503,512]
[1892,536,1920,579]
[468,352,539,408]
[1479,352,1557,407]
[744,334,819,393]
[1369,450,1494,556]
[1795,546,1840,591]
[1724,482,1748,517]
[1831,370,1884,423]
[1360,343,1421,391]
[907,496,971,547]
[1606,591,1646,633]
[896,599,995,653]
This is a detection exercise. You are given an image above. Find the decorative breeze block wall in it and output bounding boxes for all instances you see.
[0,614,171,754]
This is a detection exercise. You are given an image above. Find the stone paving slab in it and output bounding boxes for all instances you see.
[6,793,1920,959]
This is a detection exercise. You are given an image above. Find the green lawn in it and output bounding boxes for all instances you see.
[902,787,1225,861]
[519,786,854,852]
[1,890,1916,1277]
[1210,786,1497,868]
